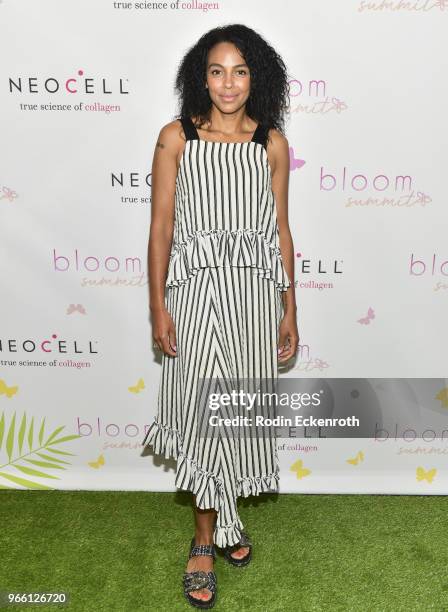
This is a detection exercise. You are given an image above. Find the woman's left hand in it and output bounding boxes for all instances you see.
[278,311,299,363]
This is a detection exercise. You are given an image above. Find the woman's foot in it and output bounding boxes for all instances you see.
[224,531,252,566]
[185,537,215,603]
[229,545,250,561]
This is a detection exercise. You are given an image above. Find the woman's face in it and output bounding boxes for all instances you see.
[205,42,251,113]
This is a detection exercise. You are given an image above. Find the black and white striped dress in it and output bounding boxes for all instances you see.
[142,116,291,547]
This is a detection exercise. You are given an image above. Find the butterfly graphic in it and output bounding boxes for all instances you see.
[435,0,448,11]
[358,307,375,325]
[332,97,348,113]
[416,466,436,483]
[128,378,145,394]
[346,450,364,465]
[67,303,86,314]
[0,379,18,398]
[0,186,18,203]
[435,387,448,409]
[416,191,432,206]
[290,459,311,480]
[88,454,105,469]
[289,148,306,171]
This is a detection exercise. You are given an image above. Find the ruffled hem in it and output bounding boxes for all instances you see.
[237,471,279,497]
[175,453,223,513]
[165,229,291,292]
[142,420,279,547]
[176,452,278,547]
[141,419,181,460]
[214,515,245,548]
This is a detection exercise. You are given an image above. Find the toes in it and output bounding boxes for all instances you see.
[230,546,249,559]
[189,589,211,601]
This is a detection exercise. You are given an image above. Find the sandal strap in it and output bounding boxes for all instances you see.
[238,531,252,548]
[228,530,252,550]
[189,539,217,560]
[183,570,217,593]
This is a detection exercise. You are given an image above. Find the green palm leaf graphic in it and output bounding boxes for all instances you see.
[0,472,53,490]
[47,435,80,446]
[45,447,76,456]
[35,452,71,465]
[45,425,66,445]
[0,412,4,447]
[18,412,26,454]
[14,465,60,479]
[6,412,15,461]
[27,416,34,451]
[0,411,81,490]
[38,417,46,446]
[23,459,66,469]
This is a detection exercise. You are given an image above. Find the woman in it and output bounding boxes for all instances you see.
[142,23,299,608]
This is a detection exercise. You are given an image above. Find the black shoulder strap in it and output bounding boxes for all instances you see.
[251,123,269,149]
[180,116,199,141]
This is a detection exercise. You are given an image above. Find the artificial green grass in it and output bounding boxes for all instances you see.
[1,491,447,611]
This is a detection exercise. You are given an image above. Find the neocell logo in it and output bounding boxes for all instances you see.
[8,69,129,95]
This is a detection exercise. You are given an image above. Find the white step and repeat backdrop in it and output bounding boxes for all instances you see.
[1,0,447,494]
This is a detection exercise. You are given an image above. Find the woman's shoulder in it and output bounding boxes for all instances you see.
[157,118,188,144]
[265,126,288,148]
[264,127,289,175]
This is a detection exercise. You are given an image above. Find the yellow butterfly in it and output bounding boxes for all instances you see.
[128,378,145,394]
[346,450,364,465]
[416,466,436,483]
[290,459,311,480]
[435,387,448,409]
[0,379,18,398]
[88,454,105,469]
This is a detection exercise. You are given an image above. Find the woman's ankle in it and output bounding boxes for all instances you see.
[193,531,214,546]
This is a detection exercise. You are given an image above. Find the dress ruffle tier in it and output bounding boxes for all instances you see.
[142,418,279,547]
[165,228,291,292]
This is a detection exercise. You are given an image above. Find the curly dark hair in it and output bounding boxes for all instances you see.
[173,23,290,134]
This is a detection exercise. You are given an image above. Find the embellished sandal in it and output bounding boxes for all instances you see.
[182,537,217,609]
[223,530,252,567]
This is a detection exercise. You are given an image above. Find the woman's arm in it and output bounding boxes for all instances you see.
[268,129,299,362]
[148,121,180,355]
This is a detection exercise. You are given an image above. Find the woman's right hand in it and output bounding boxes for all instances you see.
[151,307,177,357]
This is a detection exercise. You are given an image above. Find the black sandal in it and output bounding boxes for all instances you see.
[182,537,217,609]
[223,530,252,567]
